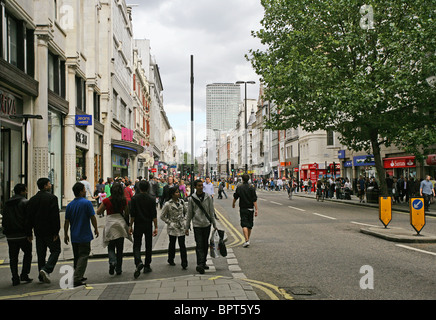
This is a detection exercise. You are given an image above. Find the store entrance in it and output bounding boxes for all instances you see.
[1,127,23,216]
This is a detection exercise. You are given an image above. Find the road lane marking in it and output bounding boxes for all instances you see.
[351,221,380,228]
[312,212,337,220]
[395,244,436,257]
[270,201,283,206]
[288,206,306,212]
[242,278,294,300]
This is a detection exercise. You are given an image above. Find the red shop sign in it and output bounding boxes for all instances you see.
[426,154,436,166]
[383,156,416,169]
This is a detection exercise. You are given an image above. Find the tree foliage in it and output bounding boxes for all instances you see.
[248,0,436,194]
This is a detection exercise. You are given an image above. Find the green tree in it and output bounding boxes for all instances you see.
[248,0,436,196]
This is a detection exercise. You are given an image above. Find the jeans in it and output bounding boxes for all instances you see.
[8,239,32,280]
[72,242,91,283]
[36,235,61,274]
[108,237,124,272]
[168,235,188,268]
[133,223,153,267]
[193,225,211,267]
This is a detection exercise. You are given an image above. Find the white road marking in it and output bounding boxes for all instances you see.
[288,206,306,212]
[270,201,283,206]
[312,212,337,220]
[396,244,436,257]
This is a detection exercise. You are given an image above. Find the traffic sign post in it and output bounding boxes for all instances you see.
[409,198,426,235]
[379,197,392,228]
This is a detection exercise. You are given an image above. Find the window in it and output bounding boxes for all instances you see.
[93,92,100,122]
[1,10,34,75]
[112,90,118,120]
[48,52,66,98]
[76,76,86,112]
[327,130,334,146]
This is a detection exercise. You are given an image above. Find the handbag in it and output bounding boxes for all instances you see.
[217,229,227,257]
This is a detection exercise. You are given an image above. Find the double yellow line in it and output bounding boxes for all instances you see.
[214,208,293,300]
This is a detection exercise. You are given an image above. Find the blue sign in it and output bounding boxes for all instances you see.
[344,160,353,168]
[338,150,345,159]
[353,155,375,166]
[75,115,92,126]
[412,199,423,210]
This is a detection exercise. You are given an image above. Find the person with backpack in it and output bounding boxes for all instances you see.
[160,186,188,269]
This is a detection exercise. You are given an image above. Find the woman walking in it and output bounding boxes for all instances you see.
[97,182,132,275]
[160,186,188,269]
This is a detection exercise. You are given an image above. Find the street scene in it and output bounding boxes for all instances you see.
[0,0,435,308]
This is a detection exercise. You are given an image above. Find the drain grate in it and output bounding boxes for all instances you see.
[282,286,322,299]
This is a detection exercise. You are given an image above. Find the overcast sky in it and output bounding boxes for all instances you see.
[130,0,265,156]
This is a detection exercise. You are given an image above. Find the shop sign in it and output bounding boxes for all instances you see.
[338,150,346,159]
[75,115,92,126]
[426,154,436,166]
[383,157,415,169]
[76,129,89,150]
[293,168,299,172]
[344,160,353,168]
[122,127,133,142]
[0,88,23,118]
[353,155,375,166]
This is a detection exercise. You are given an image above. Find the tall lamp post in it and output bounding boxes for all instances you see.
[235,81,255,174]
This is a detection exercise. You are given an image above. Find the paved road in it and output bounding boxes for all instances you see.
[214,188,436,300]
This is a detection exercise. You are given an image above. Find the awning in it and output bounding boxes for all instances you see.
[112,139,145,155]
[383,156,416,169]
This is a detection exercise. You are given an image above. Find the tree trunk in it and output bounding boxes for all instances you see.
[370,133,387,197]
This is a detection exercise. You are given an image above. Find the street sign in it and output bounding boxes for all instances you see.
[409,198,426,235]
[379,197,392,228]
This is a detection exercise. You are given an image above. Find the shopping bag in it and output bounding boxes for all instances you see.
[217,229,227,257]
[209,229,221,258]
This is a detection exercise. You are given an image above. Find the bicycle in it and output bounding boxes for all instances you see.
[316,187,325,202]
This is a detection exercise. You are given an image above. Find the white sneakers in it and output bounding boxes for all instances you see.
[39,269,50,283]
[243,241,250,248]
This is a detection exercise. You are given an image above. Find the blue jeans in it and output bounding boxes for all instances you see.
[36,235,61,274]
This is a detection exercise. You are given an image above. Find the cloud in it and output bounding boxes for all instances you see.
[130,0,264,153]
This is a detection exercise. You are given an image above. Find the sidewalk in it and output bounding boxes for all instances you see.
[0,206,259,301]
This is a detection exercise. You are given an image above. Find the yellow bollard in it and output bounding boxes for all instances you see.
[379,197,392,228]
[409,198,426,235]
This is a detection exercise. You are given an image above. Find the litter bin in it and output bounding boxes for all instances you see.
[366,187,379,203]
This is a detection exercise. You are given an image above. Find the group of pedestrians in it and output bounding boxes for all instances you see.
[2,173,259,287]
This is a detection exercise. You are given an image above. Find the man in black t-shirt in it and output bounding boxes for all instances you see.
[232,174,258,248]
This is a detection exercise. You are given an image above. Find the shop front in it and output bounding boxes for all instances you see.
[354,155,376,179]
[383,156,416,178]
[1,88,24,214]
[76,128,89,181]
[111,138,144,179]
[426,155,436,178]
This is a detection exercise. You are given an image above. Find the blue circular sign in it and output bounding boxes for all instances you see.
[412,199,423,210]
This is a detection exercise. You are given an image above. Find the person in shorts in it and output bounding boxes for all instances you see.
[232,174,258,248]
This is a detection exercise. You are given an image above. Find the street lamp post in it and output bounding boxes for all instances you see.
[236,81,255,174]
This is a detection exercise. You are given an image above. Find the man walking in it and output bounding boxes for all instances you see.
[185,179,217,274]
[420,175,435,212]
[64,182,99,287]
[232,174,258,248]
[129,180,158,278]
[2,184,33,286]
[27,178,61,284]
